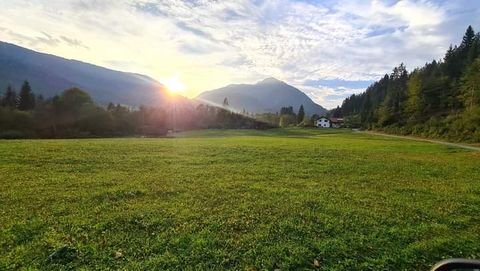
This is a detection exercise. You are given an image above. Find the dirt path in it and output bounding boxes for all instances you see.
[358,131,480,151]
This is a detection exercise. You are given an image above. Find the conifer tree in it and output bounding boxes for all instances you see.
[1,85,17,108]
[460,25,476,53]
[223,97,229,107]
[405,71,424,120]
[17,81,35,110]
[461,58,480,110]
[297,104,305,124]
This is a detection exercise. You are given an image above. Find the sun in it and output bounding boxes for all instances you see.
[164,76,186,95]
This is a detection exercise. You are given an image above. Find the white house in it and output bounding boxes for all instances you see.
[315,117,331,128]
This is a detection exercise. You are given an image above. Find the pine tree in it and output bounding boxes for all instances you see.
[458,26,477,72]
[1,85,17,108]
[17,81,35,110]
[297,105,305,124]
[380,64,408,125]
[460,58,480,110]
[467,33,480,64]
[405,71,424,120]
[460,25,476,53]
[444,45,463,79]
[280,106,295,115]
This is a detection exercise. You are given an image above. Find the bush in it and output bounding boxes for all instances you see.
[0,108,34,130]
[0,130,28,139]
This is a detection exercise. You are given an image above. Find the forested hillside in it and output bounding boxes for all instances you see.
[332,26,480,142]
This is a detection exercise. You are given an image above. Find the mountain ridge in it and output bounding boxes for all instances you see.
[0,41,327,115]
[197,77,327,115]
[0,41,167,106]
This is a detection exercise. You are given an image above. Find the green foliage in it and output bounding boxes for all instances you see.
[108,104,137,135]
[297,104,305,124]
[44,88,107,137]
[405,71,424,121]
[0,84,274,138]
[278,106,298,127]
[461,26,476,56]
[0,130,28,139]
[375,63,408,127]
[343,114,362,128]
[337,26,480,142]
[77,105,114,136]
[58,87,94,113]
[279,114,296,127]
[460,58,480,109]
[0,129,479,270]
[280,106,295,116]
[0,107,34,138]
[298,114,314,127]
[17,81,35,111]
[254,112,280,126]
[1,85,17,108]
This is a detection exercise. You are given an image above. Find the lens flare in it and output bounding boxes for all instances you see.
[164,76,186,94]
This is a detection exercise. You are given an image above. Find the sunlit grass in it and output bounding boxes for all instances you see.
[1,129,479,270]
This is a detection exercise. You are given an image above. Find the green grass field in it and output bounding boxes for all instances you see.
[1,129,479,270]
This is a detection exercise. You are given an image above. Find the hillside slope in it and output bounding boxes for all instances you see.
[0,41,167,106]
[197,78,327,115]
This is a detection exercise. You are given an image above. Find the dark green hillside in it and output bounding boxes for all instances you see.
[333,26,480,142]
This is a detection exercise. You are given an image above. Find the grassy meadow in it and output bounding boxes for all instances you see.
[1,129,479,270]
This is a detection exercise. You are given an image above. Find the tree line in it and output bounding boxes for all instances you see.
[219,98,318,128]
[252,105,324,128]
[332,26,480,142]
[0,85,273,138]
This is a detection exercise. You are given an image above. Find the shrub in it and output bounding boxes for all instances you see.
[0,130,27,139]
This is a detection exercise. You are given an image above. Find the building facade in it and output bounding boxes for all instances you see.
[315,117,331,128]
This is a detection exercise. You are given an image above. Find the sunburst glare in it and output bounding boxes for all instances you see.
[164,76,186,95]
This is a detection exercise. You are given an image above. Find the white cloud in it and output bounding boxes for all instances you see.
[299,85,366,110]
[0,0,479,107]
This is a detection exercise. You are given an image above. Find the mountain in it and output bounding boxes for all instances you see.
[196,77,327,115]
[0,41,167,106]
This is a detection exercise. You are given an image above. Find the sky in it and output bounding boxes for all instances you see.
[1,0,480,109]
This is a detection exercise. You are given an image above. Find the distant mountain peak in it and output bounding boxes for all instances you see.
[257,77,283,85]
[197,78,326,115]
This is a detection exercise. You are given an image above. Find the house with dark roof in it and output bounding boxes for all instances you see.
[330,117,344,128]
